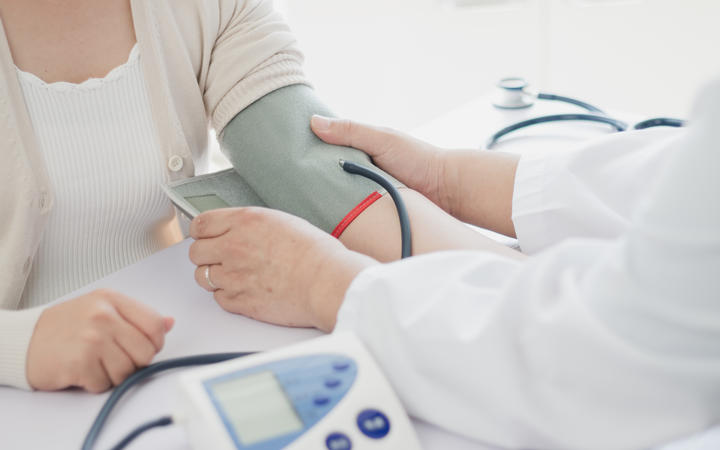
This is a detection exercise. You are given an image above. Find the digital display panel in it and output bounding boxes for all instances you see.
[185,194,230,212]
[211,371,303,445]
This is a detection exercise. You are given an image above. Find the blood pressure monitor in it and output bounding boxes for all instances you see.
[162,169,267,219]
[175,333,421,450]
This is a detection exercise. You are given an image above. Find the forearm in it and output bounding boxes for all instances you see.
[220,86,521,262]
[339,188,524,263]
[308,116,521,240]
[439,150,520,238]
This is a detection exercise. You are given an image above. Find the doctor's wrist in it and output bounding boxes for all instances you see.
[309,250,378,333]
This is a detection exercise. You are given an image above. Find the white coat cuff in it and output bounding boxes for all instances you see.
[511,155,562,254]
[0,307,45,389]
[334,266,376,335]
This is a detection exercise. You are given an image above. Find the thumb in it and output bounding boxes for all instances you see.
[311,115,391,157]
[163,316,175,332]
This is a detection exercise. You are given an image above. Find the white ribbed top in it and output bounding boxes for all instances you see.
[18,45,175,308]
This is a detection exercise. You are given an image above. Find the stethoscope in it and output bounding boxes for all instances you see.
[487,77,685,149]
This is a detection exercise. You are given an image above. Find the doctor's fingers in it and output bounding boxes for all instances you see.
[311,115,402,157]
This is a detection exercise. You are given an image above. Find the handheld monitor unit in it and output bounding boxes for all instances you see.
[174,332,422,450]
[162,169,267,219]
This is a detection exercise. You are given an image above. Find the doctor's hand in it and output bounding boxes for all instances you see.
[189,207,378,332]
[311,115,449,210]
[26,291,174,393]
[312,115,521,238]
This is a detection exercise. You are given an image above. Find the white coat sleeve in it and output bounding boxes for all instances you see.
[512,126,684,254]
[334,80,720,450]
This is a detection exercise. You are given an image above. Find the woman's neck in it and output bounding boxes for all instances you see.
[0,0,136,84]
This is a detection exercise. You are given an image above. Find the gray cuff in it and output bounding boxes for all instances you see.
[219,84,403,234]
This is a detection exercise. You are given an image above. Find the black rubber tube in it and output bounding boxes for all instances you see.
[82,352,254,450]
[339,160,412,259]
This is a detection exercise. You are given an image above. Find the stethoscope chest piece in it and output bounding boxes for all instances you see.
[492,77,536,109]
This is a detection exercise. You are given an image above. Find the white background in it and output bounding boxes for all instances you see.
[274,0,720,131]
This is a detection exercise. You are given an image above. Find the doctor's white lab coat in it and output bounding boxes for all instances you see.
[335,80,720,450]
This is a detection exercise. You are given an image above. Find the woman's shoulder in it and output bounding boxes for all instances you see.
[147,0,267,43]
[151,0,262,25]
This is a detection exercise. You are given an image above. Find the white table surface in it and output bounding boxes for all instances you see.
[0,240,489,450]
[2,94,717,450]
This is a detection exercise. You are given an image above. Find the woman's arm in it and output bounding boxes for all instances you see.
[203,0,521,261]
[338,189,521,262]
[311,116,685,252]
[310,116,521,238]
[219,85,523,262]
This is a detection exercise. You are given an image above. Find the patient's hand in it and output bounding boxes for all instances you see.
[26,291,174,393]
[189,208,377,332]
[311,115,448,210]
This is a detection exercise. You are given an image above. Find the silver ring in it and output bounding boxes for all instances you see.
[204,265,218,291]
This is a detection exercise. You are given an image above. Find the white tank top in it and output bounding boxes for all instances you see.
[17,45,175,308]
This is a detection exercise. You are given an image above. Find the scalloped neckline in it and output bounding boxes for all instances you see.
[15,44,139,90]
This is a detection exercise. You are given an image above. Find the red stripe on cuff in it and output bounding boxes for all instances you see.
[331,191,383,238]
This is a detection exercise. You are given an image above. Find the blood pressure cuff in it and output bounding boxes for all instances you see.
[216,84,403,236]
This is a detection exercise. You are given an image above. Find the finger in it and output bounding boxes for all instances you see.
[195,264,241,293]
[101,340,137,386]
[112,319,159,368]
[81,356,113,394]
[311,115,393,156]
[189,237,225,266]
[164,317,175,332]
[194,264,223,292]
[213,289,244,315]
[190,208,237,240]
[108,293,169,352]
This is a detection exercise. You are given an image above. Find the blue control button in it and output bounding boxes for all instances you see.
[333,361,351,371]
[357,409,390,439]
[314,395,330,406]
[326,432,352,450]
[325,378,341,389]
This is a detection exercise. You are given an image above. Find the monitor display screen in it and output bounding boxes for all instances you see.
[185,194,230,212]
[211,371,303,445]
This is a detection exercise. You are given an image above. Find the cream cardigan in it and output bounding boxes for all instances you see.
[0,0,307,388]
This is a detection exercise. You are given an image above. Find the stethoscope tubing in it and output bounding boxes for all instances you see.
[486,113,628,149]
[634,117,685,129]
[536,93,605,114]
[489,78,685,149]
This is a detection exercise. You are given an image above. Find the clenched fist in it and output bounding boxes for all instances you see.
[27,290,173,393]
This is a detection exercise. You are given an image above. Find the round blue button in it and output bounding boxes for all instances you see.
[356,409,390,439]
[326,432,352,450]
[333,361,351,371]
[325,378,341,389]
[314,395,330,406]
